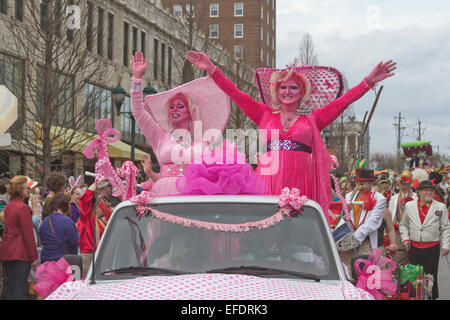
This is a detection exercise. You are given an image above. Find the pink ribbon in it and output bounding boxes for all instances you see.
[329,155,351,221]
[130,191,154,219]
[140,180,154,192]
[82,119,125,197]
[82,119,120,160]
[279,187,308,220]
[117,161,139,201]
[354,248,397,300]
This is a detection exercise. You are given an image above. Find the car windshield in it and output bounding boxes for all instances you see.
[94,202,339,281]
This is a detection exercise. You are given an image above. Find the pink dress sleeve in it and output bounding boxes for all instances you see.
[312,80,371,131]
[131,78,163,147]
[210,67,272,126]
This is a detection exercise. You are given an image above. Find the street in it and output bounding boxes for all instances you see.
[438,255,450,299]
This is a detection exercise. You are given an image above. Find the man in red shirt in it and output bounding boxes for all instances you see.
[400,180,450,299]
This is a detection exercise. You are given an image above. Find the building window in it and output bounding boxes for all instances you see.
[83,82,112,134]
[86,1,93,51]
[234,24,243,38]
[267,32,269,46]
[119,96,145,145]
[260,6,263,19]
[141,31,146,57]
[0,0,7,15]
[272,0,275,10]
[161,43,166,83]
[107,13,114,60]
[36,66,75,128]
[267,12,269,25]
[234,45,243,60]
[168,47,172,85]
[97,7,104,56]
[67,0,74,42]
[209,24,219,38]
[272,37,275,50]
[123,22,129,66]
[132,26,138,55]
[261,48,263,62]
[234,3,243,17]
[261,27,263,40]
[267,52,270,66]
[210,3,219,17]
[153,38,159,80]
[272,17,275,29]
[15,0,23,21]
[40,0,48,30]
[185,4,194,17]
[173,4,182,17]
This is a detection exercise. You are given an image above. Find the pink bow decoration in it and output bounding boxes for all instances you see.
[117,161,139,201]
[329,155,351,221]
[130,191,154,219]
[354,248,397,300]
[33,257,74,299]
[279,187,308,220]
[82,119,120,160]
[82,119,124,197]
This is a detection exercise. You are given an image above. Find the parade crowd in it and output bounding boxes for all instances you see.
[0,51,448,300]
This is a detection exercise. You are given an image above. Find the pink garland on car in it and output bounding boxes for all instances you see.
[130,188,308,232]
[117,161,139,200]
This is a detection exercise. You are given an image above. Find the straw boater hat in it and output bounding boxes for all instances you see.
[144,77,230,134]
[254,64,345,114]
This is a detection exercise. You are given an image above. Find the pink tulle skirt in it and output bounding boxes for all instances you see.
[176,141,268,195]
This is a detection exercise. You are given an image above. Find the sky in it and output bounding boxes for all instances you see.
[276,0,450,156]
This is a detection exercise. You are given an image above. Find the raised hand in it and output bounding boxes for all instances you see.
[186,51,216,75]
[132,51,148,79]
[367,60,397,85]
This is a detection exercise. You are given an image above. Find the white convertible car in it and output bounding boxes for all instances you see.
[48,195,373,300]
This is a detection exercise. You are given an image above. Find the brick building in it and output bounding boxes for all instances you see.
[161,0,276,68]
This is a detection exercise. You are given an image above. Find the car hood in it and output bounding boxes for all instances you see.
[47,274,373,300]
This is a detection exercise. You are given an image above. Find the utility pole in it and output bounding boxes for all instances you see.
[417,119,422,140]
[393,112,406,172]
[393,112,405,154]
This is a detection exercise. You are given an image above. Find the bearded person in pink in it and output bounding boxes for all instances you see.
[187,50,396,223]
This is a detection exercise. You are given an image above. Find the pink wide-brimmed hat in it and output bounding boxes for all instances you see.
[254,65,345,114]
[144,76,230,133]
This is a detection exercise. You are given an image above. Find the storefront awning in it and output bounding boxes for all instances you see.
[35,122,148,161]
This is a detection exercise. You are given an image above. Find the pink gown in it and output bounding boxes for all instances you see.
[210,68,371,218]
[131,78,208,196]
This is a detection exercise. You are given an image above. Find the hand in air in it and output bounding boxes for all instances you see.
[367,60,397,84]
[186,51,215,75]
[132,51,148,79]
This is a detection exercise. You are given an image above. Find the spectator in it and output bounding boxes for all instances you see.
[0,177,10,298]
[78,180,112,278]
[0,176,38,300]
[400,180,450,300]
[39,194,79,264]
[26,178,42,246]
[42,173,68,220]
[70,186,83,225]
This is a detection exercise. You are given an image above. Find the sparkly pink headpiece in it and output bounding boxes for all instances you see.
[254,64,344,114]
